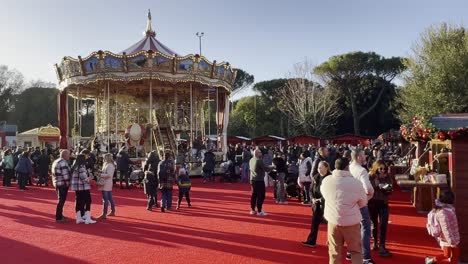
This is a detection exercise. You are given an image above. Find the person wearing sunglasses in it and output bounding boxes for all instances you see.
[368,160,393,257]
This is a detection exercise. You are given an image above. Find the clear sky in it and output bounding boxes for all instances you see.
[1,0,467,98]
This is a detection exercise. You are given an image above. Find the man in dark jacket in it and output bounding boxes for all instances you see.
[311,147,329,177]
[143,166,158,211]
[202,150,216,183]
[116,147,132,189]
[249,149,272,216]
[37,149,50,186]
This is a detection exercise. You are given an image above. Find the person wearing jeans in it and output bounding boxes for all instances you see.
[368,160,393,257]
[249,149,272,216]
[297,153,313,205]
[97,154,116,219]
[15,151,33,190]
[272,152,287,204]
[158,152,176,212]
[52,150,71,222]
[349,150,375,264]
[241,147,252,183]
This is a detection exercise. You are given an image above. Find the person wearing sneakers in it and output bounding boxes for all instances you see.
[272,152,288,204]
[349,150,375,264]
[52,149,72,223]
[176,167,192,210]
[158,152,176,212]
[302,161,331,248]
[321,157,367,264]
[143,165,158,211]
[70,154,96,224]
[249,149,273,216]
[297,152,313,205]
[96,153,116,219]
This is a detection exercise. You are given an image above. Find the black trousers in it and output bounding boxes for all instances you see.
[119,170,130,188]
[38,170,48,185]
[75,190,92,215]
[250,180,266,212]
[306,202,324,245]
[3,169,13,186]
[147,193,156,209]
[17,172,28,189]
[177,191,191,206]
[55,186,69,220]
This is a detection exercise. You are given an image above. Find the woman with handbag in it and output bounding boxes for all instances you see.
[97,153,116,219]
[70,154,96,224]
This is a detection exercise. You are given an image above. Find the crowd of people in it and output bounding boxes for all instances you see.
[0,141,460,264]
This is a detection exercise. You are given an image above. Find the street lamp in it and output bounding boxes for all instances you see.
[196,32,204,56]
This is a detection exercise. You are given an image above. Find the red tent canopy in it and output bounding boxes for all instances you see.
[227,136,251,145]
[287,135,320,146]
[330,134,371,146]
[252,135,285,146]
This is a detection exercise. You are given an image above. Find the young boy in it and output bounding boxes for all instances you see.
[176,168,192,210]
[143,165,158,211]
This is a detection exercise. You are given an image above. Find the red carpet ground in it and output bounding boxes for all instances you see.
[0,178,440,264]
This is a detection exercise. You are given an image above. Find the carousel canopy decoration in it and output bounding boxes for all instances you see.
[400,114,468,142]
[54,9,236,94]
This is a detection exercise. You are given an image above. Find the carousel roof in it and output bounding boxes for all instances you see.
[55,10,237,93]
[120,10,177,56]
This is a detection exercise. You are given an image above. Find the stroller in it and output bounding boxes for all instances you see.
[220,160,237,183]
[128,165,145,187]
[285,163,302,202]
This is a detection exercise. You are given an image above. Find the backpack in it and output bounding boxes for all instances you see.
[158,160,172,181]
[427,209,441,238]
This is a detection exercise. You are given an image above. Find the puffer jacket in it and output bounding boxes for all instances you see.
[298,157,313,184]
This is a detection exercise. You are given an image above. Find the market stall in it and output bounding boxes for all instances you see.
[16,124,60,148]
[286,135,320,146]
[400,114,468,262]
[329,134,371,146]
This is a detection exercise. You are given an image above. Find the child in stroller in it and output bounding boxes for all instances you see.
[285,163,302,202]
[129,164,145,187]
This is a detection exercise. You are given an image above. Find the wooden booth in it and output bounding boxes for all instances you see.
[252,135,285,148]
[329,134,371,147]
[430,114,468,262]
[16,124,61,149]
[398,114,468,262]
[286,135,320,146]
[227,136,251,146]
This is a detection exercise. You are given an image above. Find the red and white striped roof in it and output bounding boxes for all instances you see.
[120,10,177,56]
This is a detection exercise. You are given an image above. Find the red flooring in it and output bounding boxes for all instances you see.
[0,178,440,264]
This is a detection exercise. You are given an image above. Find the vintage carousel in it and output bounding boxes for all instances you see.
[54,10,236,169]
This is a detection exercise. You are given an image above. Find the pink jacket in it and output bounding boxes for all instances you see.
[436,205,460,247]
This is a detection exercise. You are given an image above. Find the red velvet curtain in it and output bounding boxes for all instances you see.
[58,91,68,149]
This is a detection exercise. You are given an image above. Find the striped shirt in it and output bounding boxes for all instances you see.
[52,158,71,188]
[70,165,91,191]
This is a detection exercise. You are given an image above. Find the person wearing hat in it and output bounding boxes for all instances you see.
[176,167,192,210]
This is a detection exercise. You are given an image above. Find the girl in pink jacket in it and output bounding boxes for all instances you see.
[426,191,460,264]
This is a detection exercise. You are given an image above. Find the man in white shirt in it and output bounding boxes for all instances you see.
[321,157,367,264]
[349,150,375,264]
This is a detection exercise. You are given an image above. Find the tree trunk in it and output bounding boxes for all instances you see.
[350,100,360,135]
